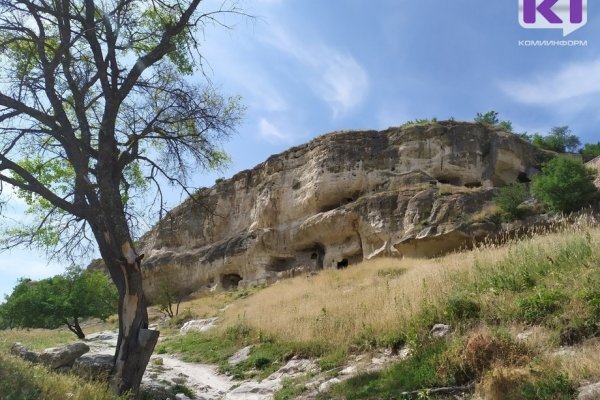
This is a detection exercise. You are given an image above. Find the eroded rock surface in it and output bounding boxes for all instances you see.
[132,122,549,299]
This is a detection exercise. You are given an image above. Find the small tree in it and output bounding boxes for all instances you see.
[531,126,581,153]
[532,157,598,213]
[0,267,117,338]
[154,269,187,318]
[494,183,528,219]
[581,142,600,159]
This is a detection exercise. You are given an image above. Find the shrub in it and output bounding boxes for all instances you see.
[520,372,576,400]
[445,293,481,320]
[494,183,528,219]
[531,157,598,213]
[518,289,566,324]
[475,111,500,125]
[581,142,600,159]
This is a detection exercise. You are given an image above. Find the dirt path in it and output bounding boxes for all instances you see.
[85,329,296,400]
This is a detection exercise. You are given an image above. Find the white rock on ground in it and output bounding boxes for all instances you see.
[228,345,253,365]
[180,318,218,334]
[578,381,600,400]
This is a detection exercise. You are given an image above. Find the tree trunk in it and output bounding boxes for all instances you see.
[89,213,159,396]
[65,318,86,339]
[107,253,159,397]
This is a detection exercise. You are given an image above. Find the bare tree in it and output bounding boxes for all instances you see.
[0,0,244,395]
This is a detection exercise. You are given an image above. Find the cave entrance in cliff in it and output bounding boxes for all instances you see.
[337,259,349,269]
[221,274,242,290]
[517,172,531,183]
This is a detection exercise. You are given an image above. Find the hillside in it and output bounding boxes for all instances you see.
[14,220,600,399]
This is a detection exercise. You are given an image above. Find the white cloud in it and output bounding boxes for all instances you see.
[262,26,369,116]
[258,118,292,143]
[500,58,600,105]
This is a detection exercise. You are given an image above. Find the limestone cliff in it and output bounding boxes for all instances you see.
[136,121,551,299]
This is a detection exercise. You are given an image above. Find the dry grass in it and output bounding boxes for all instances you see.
[0,353,120,400]
[0,318,117,352]
[218,257,452,345]
[211,224,600,350]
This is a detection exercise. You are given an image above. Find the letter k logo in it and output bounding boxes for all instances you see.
[523,0,562,23]
[519,0,587,36]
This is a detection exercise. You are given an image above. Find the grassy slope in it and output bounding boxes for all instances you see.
[2,223,599,399]
[161,222,600,399]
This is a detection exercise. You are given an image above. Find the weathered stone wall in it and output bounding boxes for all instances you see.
[138,121,551,299]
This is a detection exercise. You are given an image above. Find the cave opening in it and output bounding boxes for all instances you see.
[221,273,242,290]
[337,259,349,269]
[517,172,531,183]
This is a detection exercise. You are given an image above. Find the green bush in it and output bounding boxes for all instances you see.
[518,289,566,324]
[494,183,528,219]
[520,372,576,400]
[445,293,481,320]
[531,157,598,213]
[581,142,600,159]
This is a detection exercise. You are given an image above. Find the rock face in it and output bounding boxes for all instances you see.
[137,122,550,299]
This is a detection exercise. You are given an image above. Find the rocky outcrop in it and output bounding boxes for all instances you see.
[136,121,550,299]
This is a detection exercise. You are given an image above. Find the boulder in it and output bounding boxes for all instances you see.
[39,342,90,369]
[72,354,114,380]
[180,318,218,334]
[578,381,600,400]
[10,343,40,363]
[228,345,252,365]
[429,324,451,338]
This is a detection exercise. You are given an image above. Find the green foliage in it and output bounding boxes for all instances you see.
[154,269,187,318]
[0,353,120,400]
[317,348,347,371]
[520,372,576,400]
[581,142,600,159]
[475,111,500,125]
[494,183,528,219]
[0,267,117,338]
[445,293,480,320]
[274,378,307,400]
[474,111,513,132]
[497,120,513,132]
[531,157,598,213]
[518,289,566,324]
[329,340,451,399]
[531,126,581,153]
[402,117,438,126]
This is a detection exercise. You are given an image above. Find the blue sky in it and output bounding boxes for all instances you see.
[1,0,599,299]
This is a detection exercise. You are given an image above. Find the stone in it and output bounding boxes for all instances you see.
[429,324,451,338]
[340,365,357,375]
[39,342,90,369]
[228,345,252,365]
[175,394,192,400]
[89,122,551,299]
[578,381,600,400]
[72,354,114,380]
[319,378,341,392]
[180,318,218,334]
[224,380,282,400]
[10,342,40,363]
